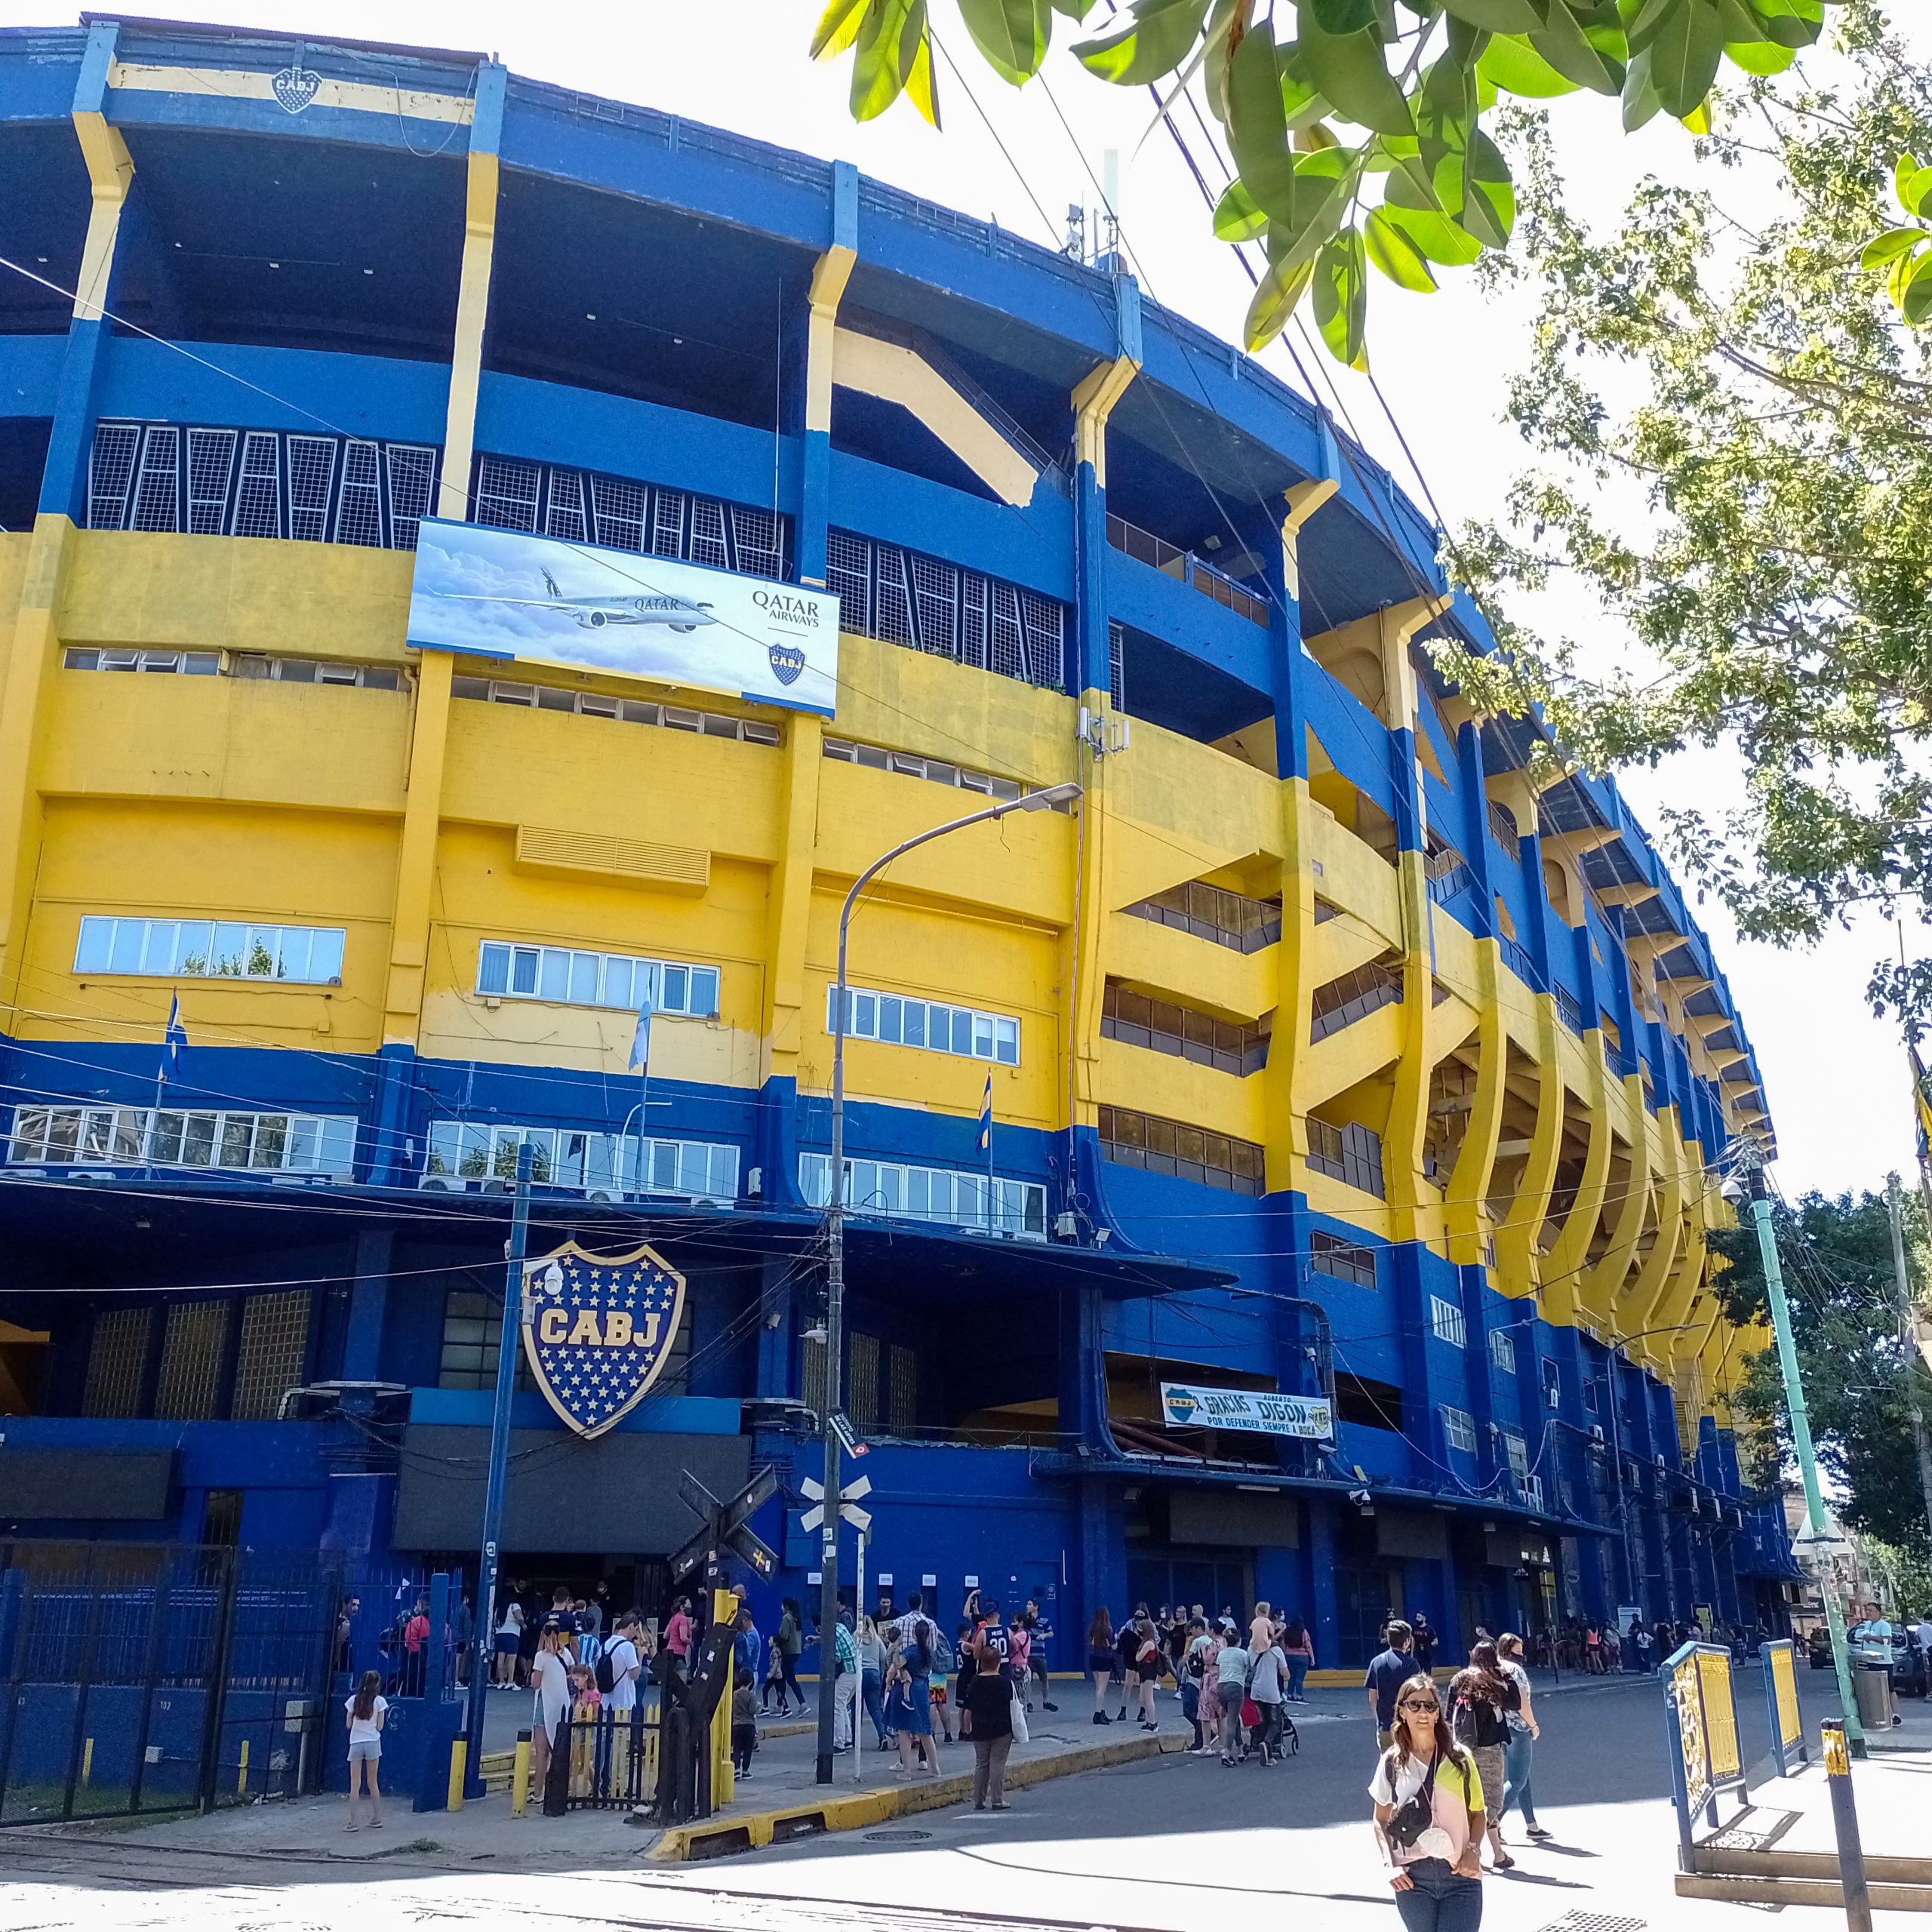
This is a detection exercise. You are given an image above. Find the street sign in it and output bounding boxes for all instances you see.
[829,1411,868,1457]
[669,1466,779,1584]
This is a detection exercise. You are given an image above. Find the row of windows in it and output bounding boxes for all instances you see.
[9,1105,357,1177]
[825,528,1065,691]
[1095,1104,1264,1196]
[1100,984,1268,1078]
[88,423,437,551]
[450,675,781,744]
[475,942,720,1019]
[435,1284,694,1393]
[63,647,405,689]
[75,915,346,986]
[1310,962,1404,1044]
[473,454,786,580]
[424,1121,740,1201]
[82,1289,313,1422]
[1122,880,1282,955]
[827,985,1020,1066]
[1309,1229,1377,1290]
[1307,1118,1386,1200]
[822,735,1023,802]
[798,1151,1048,1239]
[801,1329,918,1436]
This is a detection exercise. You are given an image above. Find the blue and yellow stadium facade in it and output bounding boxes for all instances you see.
[0,18,1796,1661]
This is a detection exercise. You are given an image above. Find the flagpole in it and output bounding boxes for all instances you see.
[983,1075,995,1236]
[630,995,654,1201]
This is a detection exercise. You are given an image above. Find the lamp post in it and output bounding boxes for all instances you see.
[814,780,1081,1785]
[1731,1152,1863,1751]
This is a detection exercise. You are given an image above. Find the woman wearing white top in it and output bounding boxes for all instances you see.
[343,1669,387,1831]
[529,1629,572,1797]
[1370,1671,1485,1931]
[494,1598,524,1688]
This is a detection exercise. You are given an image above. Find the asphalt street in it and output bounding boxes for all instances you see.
[0,1663,1915,1932]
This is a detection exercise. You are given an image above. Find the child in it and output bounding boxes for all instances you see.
[763,1632,789,1715]
[731,1676,758,1779]
[343,1669,386,1831]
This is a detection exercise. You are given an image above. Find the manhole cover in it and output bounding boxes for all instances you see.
[863,1829,934,1842]
[1536,1915,1644,1932]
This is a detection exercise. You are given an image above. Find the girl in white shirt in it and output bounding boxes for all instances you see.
[530,1629,572,1795]
[344,1670,386,1831]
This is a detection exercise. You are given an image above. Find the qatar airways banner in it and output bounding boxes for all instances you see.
[405,517,838,716]
[1159,1382,1334,1441]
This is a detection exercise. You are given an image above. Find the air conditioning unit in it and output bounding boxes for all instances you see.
[1546,1384,1561,1410]
[1589,1423,1606,1444]
[1655,1454,1669,1470]
[419,1175,458,1192]
[586,1188,620,1204]
[1523,1476,1544,1511]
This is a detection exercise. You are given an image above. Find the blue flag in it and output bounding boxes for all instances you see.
[977,1073,992,1153]
[628,997,654,1074]
[163,993,187,1078]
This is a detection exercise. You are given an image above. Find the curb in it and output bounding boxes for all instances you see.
[647,1728,1189,1863]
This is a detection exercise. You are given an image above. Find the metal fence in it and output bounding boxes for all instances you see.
[0,1540,342,1826]
[555,1694,660,1810]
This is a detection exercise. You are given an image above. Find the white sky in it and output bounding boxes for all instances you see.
[9,1,1923,1200]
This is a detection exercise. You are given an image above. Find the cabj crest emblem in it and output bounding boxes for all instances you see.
[767,641,805,686]
[520,1240,686,1439]
[272,64,322,114]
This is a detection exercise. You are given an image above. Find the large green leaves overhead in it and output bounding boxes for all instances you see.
[957,0,1051,84]
[1070,0,1211,85]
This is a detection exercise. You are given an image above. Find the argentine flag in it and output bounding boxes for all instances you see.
[628,995,654,1073]
[977,1073,992,1153]
[163,993,187,1078]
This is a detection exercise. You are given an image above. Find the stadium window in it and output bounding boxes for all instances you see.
[1306,1118,1386,1199]
[1100,983,1268,1078]
[1488,1327,1517,1375]
[1095,1104,1264,1196]
[798,1152,1047,1240]
[1430,1296,1467,1348]
[153,1300,230,1421]
[75,916,345,985]
[1121,880,1281,955]
[230,1288,313,1420]
[1442,1405,1478,1454]
[1310,1231,1377,1290]
[826,983,1018,1066]
[82,1306,152,1419]
[476,943,719,1018]
[1334,1372,1404,1433]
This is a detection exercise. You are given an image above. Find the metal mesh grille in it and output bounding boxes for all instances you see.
[475,454,538,533]
[591,473,646,552]
[1021,589,1063,688]
[1109,620,1126,710]
[651,488,685,558]
[186,429,236,535]
[232,432,281,540]
[130,428,180,533]
[386,445,436,551]
[826,529,871,635]
[231,1288,312,1421]
[989,581,1027,681]
[541,469,586,545]
[288,437,337,543]
[86,423,141,530]
[874,545,915,645]
[959,574,988,669]
[688,495,728,569]
[82,1306,151,1418]
[154,1300,230,1421]
[731,504,783,579]
[911,555,958,657]
[334,440,383,547]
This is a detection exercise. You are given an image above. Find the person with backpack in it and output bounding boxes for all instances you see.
[1449,1640,1519,1870]
[1215,1626,1251,1765]
[921,1604,958,1743]
[1180,1614,1208,1748]
[774,1597,804,1712]
[597,1613,642,1802]
[1371,1670,1486,1930]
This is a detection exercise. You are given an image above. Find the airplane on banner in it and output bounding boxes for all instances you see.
[446,567,718,632]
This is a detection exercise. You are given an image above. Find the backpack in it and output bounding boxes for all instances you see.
[597,1639,630,1696]
[908,1617,934,1677]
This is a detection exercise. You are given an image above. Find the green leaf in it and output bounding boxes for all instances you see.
[1381,198,1484,263]
[1213,179,1271,241]
[1620,42,1665,126]
[1244,251,1318,349]
[811,0,875,60]
[1644,0,1724,118]
[957,0,1049,83]
[1860,227,1924,270]
[1365,205,1439,289]
[1903,251,1932,328]
[850,0,930,118]
[1478,32,1584,96]
[1296,0,1415,136]
[1904,166,1932,220]
[1531,2,1627,93]
[1886,238,1924,312]
[1742,0,1823,49]
[1441,127,1514,246]
[1046,0,1091,15]
[1440,0,1545,26]
[1072,0,1211,84]
[1722,35,1795,72]
[1227,24,1302,223]
[1313,226,1371,368]
[1310,0,1383,26]
[1894,153,1924,214]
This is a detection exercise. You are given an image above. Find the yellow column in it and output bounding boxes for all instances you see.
[761,713,824,1084]
[436,65,505,523]
[1441,947,1503,1266]
[1266,779,1321,1191]
[1495,1011,1563,1298]
[381,651,454,1048]
[1542,1054,1613,1326]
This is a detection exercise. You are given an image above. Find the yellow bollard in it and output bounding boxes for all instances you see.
[511,1728,531,1817]
[81,1738,93,1787]
[447,1737,466,1812]
[237,1739,249,1796]
[712,1586,736,1805]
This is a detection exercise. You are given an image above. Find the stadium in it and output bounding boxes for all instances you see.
[0,16,1797,1668]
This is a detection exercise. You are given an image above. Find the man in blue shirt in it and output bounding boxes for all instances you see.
[1364,1618,1417,1752]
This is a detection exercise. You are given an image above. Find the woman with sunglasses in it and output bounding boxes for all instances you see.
[1370,1673,1487,1932]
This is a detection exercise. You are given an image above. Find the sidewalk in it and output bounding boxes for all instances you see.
[41,1700,1189,1873]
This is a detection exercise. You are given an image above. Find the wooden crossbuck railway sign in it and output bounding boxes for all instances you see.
[670,1466,779,1585]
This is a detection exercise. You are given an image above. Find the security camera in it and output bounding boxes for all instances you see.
[1348,1486,1373,1509]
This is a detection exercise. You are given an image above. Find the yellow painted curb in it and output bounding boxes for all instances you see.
[648,1729,1189,1863]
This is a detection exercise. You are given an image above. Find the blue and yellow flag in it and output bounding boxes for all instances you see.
[1912,1040,1932,1164]
[977,1073,992,1153]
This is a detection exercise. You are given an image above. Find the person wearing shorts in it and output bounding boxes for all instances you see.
[344,1669,386,1830]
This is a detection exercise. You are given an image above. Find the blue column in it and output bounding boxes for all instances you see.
[1307,1496,1340,1668]
[1071,275,1140,699]
[1454,723,1495,937]
[796,160,857,591]
[342,1229,393,1382]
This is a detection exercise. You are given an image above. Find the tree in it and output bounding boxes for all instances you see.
[1433,5,1932,1029]
[1712,1188,1932,1560]
[808,0,1844,361]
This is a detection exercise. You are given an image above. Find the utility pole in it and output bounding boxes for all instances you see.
[1884,1172,1932,1553]
[1737,1155,1864,1752]
[814,780,1082,1785]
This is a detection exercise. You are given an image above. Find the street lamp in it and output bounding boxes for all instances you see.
[813,779,1081,1784]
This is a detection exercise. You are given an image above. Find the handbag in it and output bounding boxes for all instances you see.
[1009,1681,1029,1745]
[1383,1749,1441,1850]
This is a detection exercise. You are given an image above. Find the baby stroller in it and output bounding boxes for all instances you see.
[1239,1696,1299,1764]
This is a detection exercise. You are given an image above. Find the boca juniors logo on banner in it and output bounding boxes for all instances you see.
[520,1241,686,1439]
